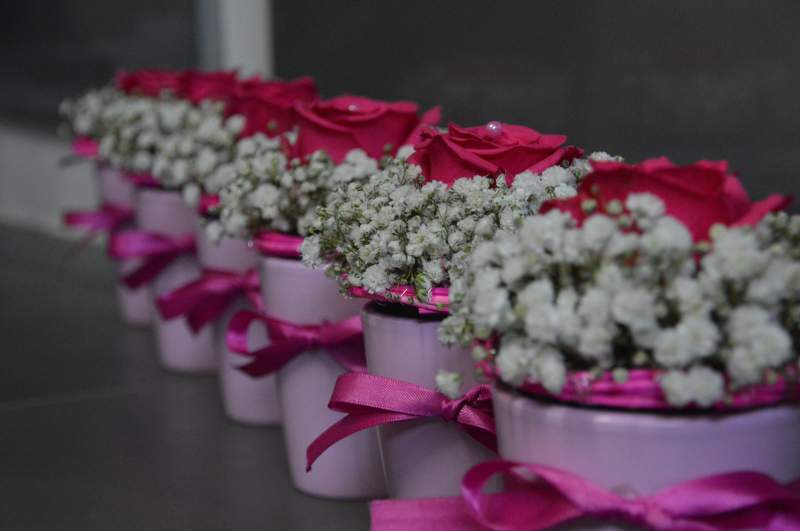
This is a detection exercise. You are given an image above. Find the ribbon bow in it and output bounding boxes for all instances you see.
[371,459,800,531]
[306,373,496,471]
[156,269,261,333]
[108,230,196,289]
[225,311,366,378]
[63,202,134,235]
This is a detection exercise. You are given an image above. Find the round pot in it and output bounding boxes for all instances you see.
[196,222,281,426]
[493,385,800,530]
[261,256,386,499]
[136,189,215,373]
[95,164,151,327]
[362,303,495,498]
[96,163,136,208]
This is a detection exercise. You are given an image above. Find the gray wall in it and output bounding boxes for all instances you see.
[0,0,197,126]
[274,0,800,202]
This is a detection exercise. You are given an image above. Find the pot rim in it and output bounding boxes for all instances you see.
[493,380,800,418]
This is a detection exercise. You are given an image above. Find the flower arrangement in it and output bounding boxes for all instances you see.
[212,95,439,242]
[441,158,798,408]
[96,72,318,199]
[302,121,614,304]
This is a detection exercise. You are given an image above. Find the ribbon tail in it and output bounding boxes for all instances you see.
[123,253,178,289]
[236,338,310,378]
[156,281,209,320]
[370,497,486,531]
[461,425,498,454]
[767,511,800,531]
[327,337,368,373]
[456,408,498,453]
[185,292,239,333]
[306,411,414,471]
[226,310,267,354]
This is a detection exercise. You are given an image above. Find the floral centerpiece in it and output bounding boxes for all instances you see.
[428,157,800,527]
[215,94,441,500]
[214,95,439,245]
[126,74,320,375]
[301,120,628,500]
[441,157,796,407]
[99,70,238,185]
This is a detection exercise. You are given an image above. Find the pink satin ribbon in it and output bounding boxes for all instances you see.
[225,311,366,377]
[156,269,261,333]
[348,285,450,314]
[479,367,800,411]
[123,171,160,188]
[108,230,195,289]
[306,374,496,471]
[371,459,800,530]
[62,202,134,235]
[71,136,99,159]
[250,231,303,258]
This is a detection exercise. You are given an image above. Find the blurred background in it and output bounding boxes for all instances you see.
[1,0,799,233]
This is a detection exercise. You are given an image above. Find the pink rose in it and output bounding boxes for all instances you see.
[408,121,581,186]
[224,76,318,138]
[115,69,182,97]
[293,95,441,162]
[541,157,791,240]
[178,70,238,104]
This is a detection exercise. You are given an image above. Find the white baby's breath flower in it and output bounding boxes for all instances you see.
[496,337,533,387]
[532,349,567,394]
[582,214,617,251]
[661,366,724,407]
[182,183,201,208]
[435,370,463,399]
[625,193,665,227]
[640,216,693,255]
[654,316,719,368]
[204,220,224,243]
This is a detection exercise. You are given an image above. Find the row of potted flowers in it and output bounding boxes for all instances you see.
[60,68,800,530]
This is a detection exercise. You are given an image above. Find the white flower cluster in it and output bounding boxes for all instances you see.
[97,95,243,185]
[441,195,800,408]
[301,153,612,299]
[150,100,244,201]
[59,87,125,139]
[210,138,377,240]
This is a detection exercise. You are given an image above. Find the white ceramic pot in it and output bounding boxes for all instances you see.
[195,222,281,426]
[136,188,215,373]
[362,303,495,498]
[493,386,800,530]
[261,256,386,499]
[95,164,151,326]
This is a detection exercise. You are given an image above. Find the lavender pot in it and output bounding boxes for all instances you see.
[96,163,136,207]
[493,386,800,531]
[195,224,281,426]
[96,164,151,326]
[136,189,215,373]
[261,256,386,499]
[362,303,495,498]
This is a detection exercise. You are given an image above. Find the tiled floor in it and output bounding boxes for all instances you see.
[0,224,369,530]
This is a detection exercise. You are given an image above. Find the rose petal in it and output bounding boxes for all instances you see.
[734,194,793,227]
